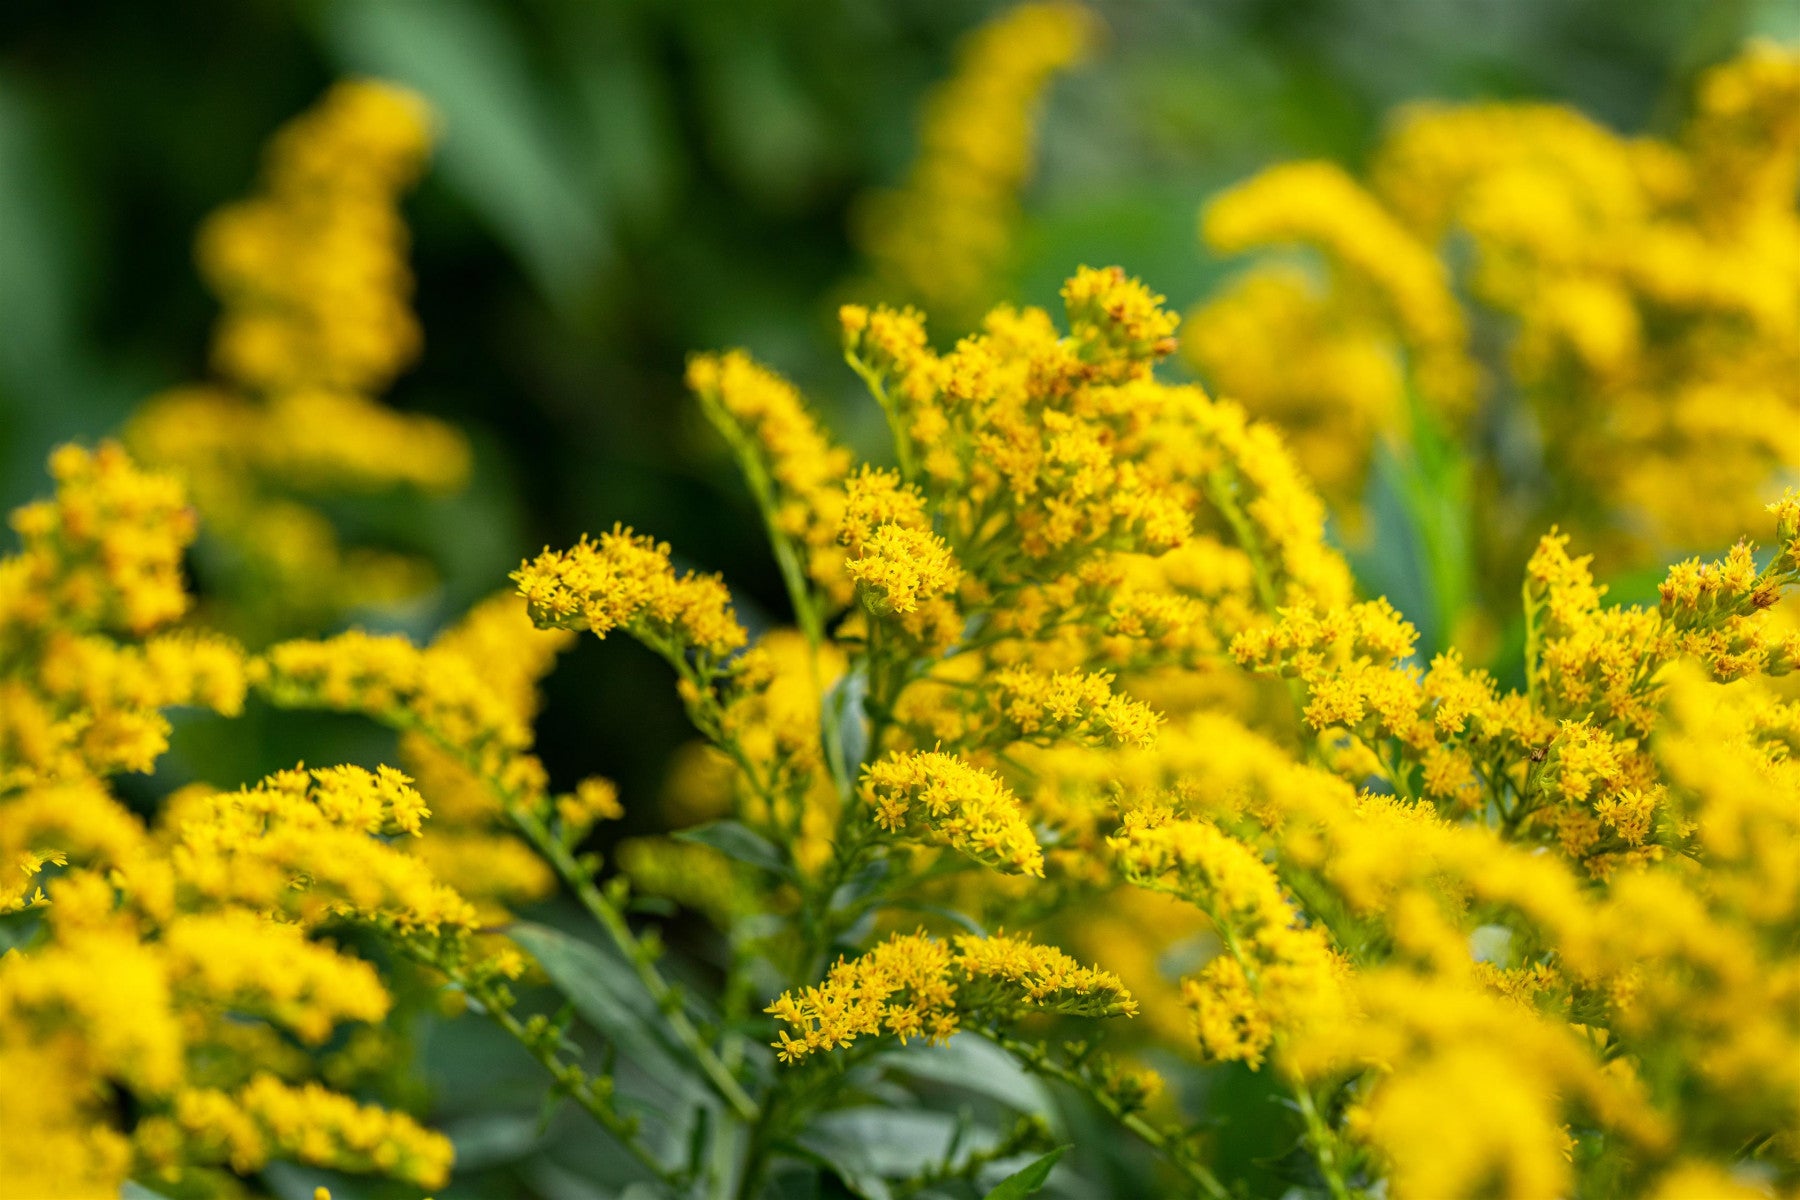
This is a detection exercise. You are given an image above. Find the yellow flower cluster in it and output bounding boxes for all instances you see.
[0,444,496,1196]
[0,446,246,790]
[3,441,195,635]
[984,665,1161,748]
[126,80,469,637]
[1111,809,1344,1069]
[481,227,1800,1195]
[860,750,1044,876]
[854,2,1090,323]
[514,523,747,660]
[1104,616,1800,1198]
[150,1074,452,1186]
[200,79,432,395]
[250,595,613,913]
[767,930,1133,1063]
[844,268,1194,572]
[847,522,964,621]
[1196,43,1800,563]
[533,268,1268,912]
[169,766,478,932]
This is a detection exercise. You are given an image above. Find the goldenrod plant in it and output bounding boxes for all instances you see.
[7,38,1800,1200]
[1189,42,1800,623]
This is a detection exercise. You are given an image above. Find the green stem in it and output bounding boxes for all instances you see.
[847,352,918,483]
[1522,580,1543,710]
[508,805,762,1123]
[407,943,682,1187]
[1206,469,1282,616]
[489,991,680,1185]
[1288,1072,1355,1200]
[994,1034,1230,1200]
[696,401,851,798]
[733,1088,784,1200]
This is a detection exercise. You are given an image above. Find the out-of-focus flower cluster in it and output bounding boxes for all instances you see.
[1191,43,1800,574]
[853,2,1091,327]
[125,80,470,638]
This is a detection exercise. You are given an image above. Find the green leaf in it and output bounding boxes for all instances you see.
[0,908,43,954]
[674,819,791,878]
[827,663,870,771]
[443,1111,548,1170]
[794,1109,997,1199]
[121,1184,176,1200]
[883,1038,1058,1120]
[787,1133,892,1200]
[879,901,989,938]
[982,1146,1071,1199]
[507,921,709,1103]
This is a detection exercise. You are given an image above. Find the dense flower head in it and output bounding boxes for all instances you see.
[984,665,1161,748]
[160,910,391,1045]
[860,750,1044,875]
[3,442,196,638]
[841,269,1199,605]
[766,930,1133,1064]
[839,466,930,557]
[168,765,479,932]
[2,630,248,788]
[514,524,747,659]
[152,1074,452,1188]
[846,523,963,617]
[1061,265,1181,365]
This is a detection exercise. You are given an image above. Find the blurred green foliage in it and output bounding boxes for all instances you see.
[4,1,1798,1195]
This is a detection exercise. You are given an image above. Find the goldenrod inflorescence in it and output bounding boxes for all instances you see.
[10,26,1800,1200]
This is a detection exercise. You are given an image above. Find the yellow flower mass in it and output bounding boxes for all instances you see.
[10,30,1800,1200]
